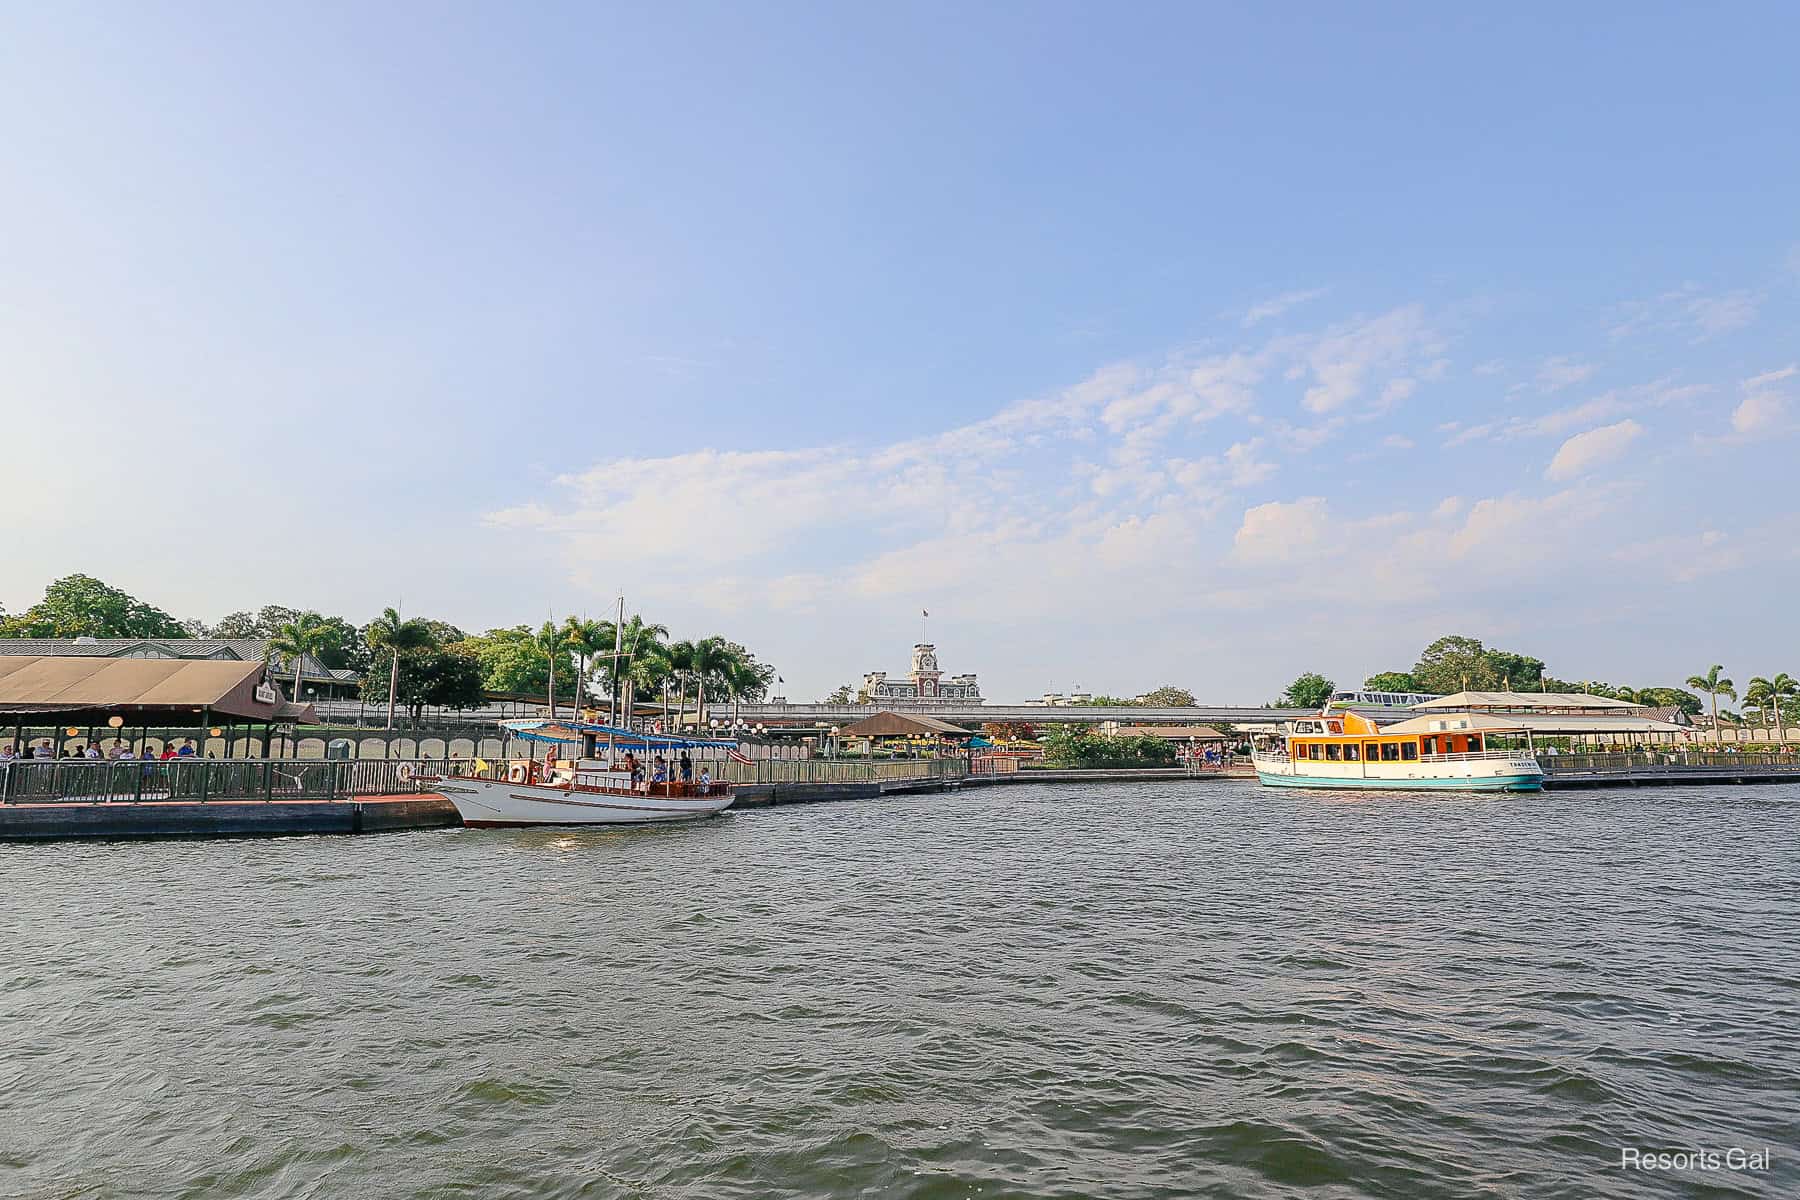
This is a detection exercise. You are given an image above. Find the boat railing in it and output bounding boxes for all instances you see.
[1420,749,1537,764]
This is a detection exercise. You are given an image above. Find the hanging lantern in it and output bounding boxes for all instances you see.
[107,715,125,729]
[209,727,223,738]
[65,726,80,737]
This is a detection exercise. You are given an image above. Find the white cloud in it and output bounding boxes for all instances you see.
[1732,392,1788,435]
[1242,287,1327,327]
[1382,433,1415,450]
[1545,420,1644,480]
[1731,364,1795,435]
[1230,497,1330,565]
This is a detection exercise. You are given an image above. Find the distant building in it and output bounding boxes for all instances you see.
[860,644,982,706]
[1034,692,1093,706]
[0,637,358,698]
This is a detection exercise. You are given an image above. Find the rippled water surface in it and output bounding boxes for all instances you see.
[3,780,1798,1199]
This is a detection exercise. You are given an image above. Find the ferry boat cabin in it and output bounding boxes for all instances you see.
[1281,710,1500,763]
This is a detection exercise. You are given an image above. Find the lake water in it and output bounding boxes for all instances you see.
[2,780,1796,1198]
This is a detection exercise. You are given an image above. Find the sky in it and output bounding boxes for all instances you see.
[2,3,1797,703]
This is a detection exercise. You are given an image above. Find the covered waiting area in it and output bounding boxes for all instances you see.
[834,711,971,755]
[0,656,318,759]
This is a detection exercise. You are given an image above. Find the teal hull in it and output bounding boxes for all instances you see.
[1255,770,1543,793]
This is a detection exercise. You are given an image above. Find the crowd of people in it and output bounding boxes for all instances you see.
[545,746,712,792]
[0,739,202,762]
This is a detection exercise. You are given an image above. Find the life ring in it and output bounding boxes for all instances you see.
[508,763,528,783]
[396,763,416,782]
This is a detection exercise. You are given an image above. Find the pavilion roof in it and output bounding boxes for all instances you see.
[837,711,970,737]
[0,656,317,723]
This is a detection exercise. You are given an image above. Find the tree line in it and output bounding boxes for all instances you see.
[1,575,777,728]
[1277,635,1797,730]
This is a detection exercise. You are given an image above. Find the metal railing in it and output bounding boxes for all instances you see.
[1540,750,1800,776]
[715,757,968,785]
[0,757,453,805]
[1420,749,1534,763]
[0,754,969,803]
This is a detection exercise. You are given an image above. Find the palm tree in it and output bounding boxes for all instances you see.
[688,637,732,730]
[268,613,331,703]
[560,616,609,711]
[534,621,568,716]
[1768,672,1796,748]
[626,640,672,733]
[1685,665,1736,747]
[665,640,696,729]
[612,614,669,727]
[720,651,776,729]
[366,607,435,730]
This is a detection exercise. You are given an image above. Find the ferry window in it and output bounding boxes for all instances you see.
[1365,743,1380,760]
[1344,745,1360,761]
[1401,743,1418,761]
[1309,744,1323,760]
[1326,744,1342,760]
[1381,742,1401,761]
[1423,737,1437,755]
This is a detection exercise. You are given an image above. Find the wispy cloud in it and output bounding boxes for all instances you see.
[1536,355,1596,392]
[1241,287,1327,327]
[1610,285,1761,342]
[1730,364,1795,436]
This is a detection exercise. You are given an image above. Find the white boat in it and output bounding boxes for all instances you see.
[1252,709,1543,792]
[423,720,739,828]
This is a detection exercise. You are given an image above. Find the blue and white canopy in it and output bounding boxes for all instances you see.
[501,718,738,750]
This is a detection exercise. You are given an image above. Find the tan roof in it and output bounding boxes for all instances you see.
[1413,691,1644,711]
[836,711,969,738]
[1113,724,1226,739]
[0,656,316,723]
[1381,712,1529,735]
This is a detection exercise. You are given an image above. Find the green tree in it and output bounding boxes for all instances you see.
[687,636,732,728]
[1684,665,1736,744]
[560,616,610,710]
[665,640,698,728]
[1745,674,1794,745]
[1362,671,1421,693]
[0,574,187,638]
[1137,686,1196,706]
[823,683,855,703]
[359,645,485,718]
[1042,725,1177,768]
[460,627,575,703]
[268,613,333,702]
[1411,636,1496,693]
[1281,672,1335,709]
[613,614,672,722]
[365,608,436,730]
[533,621,568,714]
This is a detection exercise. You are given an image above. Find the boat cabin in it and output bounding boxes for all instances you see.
[1280,710,1517,763]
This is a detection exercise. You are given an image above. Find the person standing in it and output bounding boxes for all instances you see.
[679,752,693,784]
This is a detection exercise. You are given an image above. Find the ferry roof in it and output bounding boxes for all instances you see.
[1413,691,1645,711]
[502,718,737,749]
[1381,712,1529,735]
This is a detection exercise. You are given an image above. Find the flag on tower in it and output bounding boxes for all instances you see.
[922,609,929,617]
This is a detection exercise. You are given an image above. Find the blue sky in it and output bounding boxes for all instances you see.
[2,3,1796,701]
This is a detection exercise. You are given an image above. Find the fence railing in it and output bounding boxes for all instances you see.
[0,757,462,804]
[715,757,968,785]
[1541,750,1800,775]
[0,754,969,803]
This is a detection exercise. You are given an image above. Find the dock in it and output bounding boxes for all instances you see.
[3,753,1796,841]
